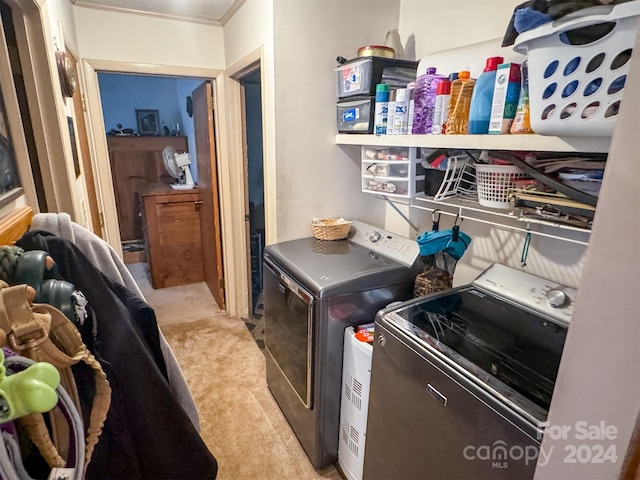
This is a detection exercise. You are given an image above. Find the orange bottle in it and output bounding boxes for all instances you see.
[445,71,475,135]
[510,60,534,134]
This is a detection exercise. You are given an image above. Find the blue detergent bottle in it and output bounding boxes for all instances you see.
[468,56,503,134]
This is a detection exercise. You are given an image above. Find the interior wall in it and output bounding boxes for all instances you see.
[73,6,225,68]
[398,0,521,59]
[97,73,200,182]
[394,0,587,288]
[73,5,225,250]
[223,0,276,244]
[272,0,400,242]
[223,0,272,68]
[45,0,78,55]
[98,74,183,133]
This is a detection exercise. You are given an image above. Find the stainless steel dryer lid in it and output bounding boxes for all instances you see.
[264,221,419,297]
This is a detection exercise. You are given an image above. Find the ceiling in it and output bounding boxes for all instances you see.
[71,0,244,25]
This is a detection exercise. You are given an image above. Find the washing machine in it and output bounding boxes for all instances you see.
[263,220,420,468]
[364,263,575,479]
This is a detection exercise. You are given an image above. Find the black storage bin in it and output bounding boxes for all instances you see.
[424,169,446,196]
[335,57,418,99]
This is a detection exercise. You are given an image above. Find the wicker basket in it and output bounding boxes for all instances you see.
[310,218,352,241]
[413,267,453,297]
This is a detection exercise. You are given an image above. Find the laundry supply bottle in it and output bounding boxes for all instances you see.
[510,60,534,134]
[374,83,390,135]
[431,79,451,135]
[445,71,475,135]
[406,82,416,134]
[386,89,397,134]
[411,67,443,134]
[393,88,410,135]
[468,56,503,134]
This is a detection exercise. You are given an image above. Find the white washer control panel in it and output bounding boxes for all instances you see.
[349,220,419,267]
[473,263,577,325]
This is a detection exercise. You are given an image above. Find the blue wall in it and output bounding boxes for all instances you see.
[98,73,204,182]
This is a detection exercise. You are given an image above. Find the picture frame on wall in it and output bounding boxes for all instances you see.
[135,109,160,136]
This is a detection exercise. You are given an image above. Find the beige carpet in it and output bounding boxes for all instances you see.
[128,263,342,480]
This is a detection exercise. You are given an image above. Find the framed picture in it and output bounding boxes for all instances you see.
[135,109,159,135]
[67,116,80,178]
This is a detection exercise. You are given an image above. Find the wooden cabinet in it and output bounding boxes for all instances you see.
[140,185,204,289]
[107,136,188,242]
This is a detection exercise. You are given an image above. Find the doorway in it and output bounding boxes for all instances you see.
[241,68,265,314]
[97,73,203,260]
[95,72,226,306]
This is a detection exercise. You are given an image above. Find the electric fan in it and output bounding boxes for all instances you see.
[162,146,195,189]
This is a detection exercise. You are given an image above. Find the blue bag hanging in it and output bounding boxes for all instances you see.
[444,223,472,261]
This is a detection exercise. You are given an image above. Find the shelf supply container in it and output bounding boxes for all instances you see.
[373,84,390,135]
[337,96,375,133]
[445,71,476,135]
[510,60,535,134]
[431,79,451,135]
[407,82,416,134]
[468,56,503,134]
[386,89,397,135]
[392,88,410,135]
[488,62,522,134]
[513,1,640,136]
[411,67,444,134]
[335,57,419,99]
[475,164,530,209]
[361,146,425,198]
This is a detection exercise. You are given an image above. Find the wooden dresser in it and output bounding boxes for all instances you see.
[140,184,204,289]
[107,136,188,242]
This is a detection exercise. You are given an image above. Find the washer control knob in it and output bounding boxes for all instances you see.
[368,231,382,243]
[546,289,569,308]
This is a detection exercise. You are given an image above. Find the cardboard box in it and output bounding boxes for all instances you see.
[489,63,521,134]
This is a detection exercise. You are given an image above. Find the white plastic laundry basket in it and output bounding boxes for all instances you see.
[476,164,529,209]
[514,1,640,136]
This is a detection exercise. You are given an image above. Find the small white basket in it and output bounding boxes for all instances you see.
[514,1,640,136]
[476,164,529,209]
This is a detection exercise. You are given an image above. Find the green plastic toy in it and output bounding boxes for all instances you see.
[0,349,60,423]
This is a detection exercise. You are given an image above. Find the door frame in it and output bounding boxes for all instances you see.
[81,59,250,316]
[2,0,75,214]
[224,47,271,319]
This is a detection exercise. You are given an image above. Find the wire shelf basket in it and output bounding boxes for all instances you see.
[427,156,477,202]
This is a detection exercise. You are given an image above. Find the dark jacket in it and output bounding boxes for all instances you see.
[17,231,218,479]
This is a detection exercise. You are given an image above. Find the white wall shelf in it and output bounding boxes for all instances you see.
[341,135,602,246]
[336,134,611,153]
[410,194,591,246]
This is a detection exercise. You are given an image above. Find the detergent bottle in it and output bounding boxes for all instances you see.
[468,56,503,134]
[445,71,475,135]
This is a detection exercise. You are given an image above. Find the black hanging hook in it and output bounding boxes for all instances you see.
[431,209,441,231]
[452,211,462,242]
